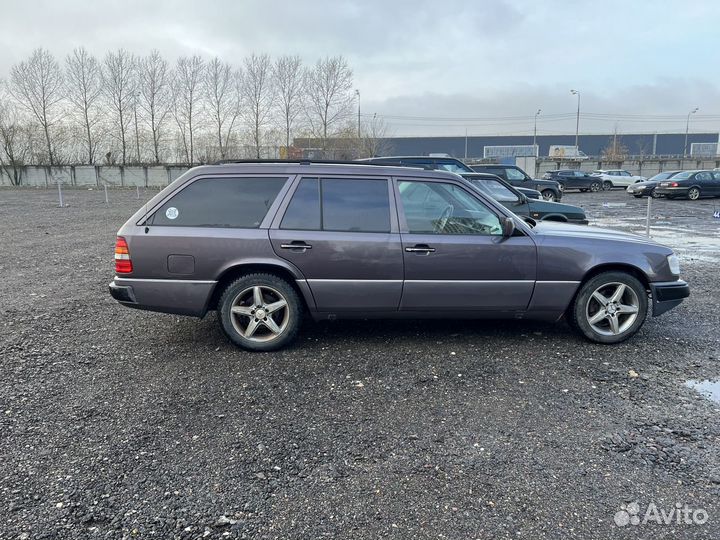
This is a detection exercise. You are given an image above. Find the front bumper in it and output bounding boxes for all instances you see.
[650,280,689,316]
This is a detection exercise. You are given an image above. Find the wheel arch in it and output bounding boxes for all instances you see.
[206,261,315,313]
[539,213,568,222]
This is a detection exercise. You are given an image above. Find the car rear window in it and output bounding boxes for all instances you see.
[281,178,391,233]
[152,177,287,228]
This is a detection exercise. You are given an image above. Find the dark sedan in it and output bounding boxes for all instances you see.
[470,164,563,202]
[626,171,682,198]
[462,173,588,224]
[542,170,602,193]
[654,170,720,200]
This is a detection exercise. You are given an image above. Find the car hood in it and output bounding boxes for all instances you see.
[630,180,659,188]
[531,220,663,246]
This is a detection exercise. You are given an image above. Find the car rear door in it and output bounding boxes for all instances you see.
[269,176,403,312]
[395,176,537,311]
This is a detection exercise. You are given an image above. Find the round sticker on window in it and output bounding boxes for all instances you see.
[165,207,179,220]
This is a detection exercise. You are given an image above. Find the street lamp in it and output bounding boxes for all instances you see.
[570,90,580,149]
[355,89,361,139]
[684,107,699,156]
[533,109,541,156]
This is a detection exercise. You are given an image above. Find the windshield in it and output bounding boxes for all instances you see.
[468,178,519,202]
[436,161,472,173]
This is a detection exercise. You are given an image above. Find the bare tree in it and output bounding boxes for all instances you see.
[65,47,102,163]
[0,93,31,185]
[273,55,305,149]
[138,50,171,164]
[102,49,137,165]
[172,55,204,164]
[9,48,64,165]
[241,53,274,159]
[305,56,354,146]
[204,57,240,160]
[358,113,392,158]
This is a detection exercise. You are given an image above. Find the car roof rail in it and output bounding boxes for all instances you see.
[212,158,395,167]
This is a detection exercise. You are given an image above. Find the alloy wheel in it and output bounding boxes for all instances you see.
[542,190,556,201]
[585,282,640,336]
[688,187,700,200]
[230,285,290,342]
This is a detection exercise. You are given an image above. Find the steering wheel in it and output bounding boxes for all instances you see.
[436,204,454,232]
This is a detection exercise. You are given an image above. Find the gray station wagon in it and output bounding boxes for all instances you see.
[110,161,689,351]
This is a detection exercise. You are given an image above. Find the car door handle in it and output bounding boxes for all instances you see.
[280,242,312,250]
[405,245,435,253]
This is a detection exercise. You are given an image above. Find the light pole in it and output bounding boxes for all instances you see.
[684,107,699,156]
[570,90,580,149]
[533,109,541,155]
[355,89,361,139]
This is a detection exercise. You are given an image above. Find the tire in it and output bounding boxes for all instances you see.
[557,182,565,192]
[541,189,557,202]
[650,189,661,199]
[602,181,613,191]
[218,273,302,351]
[570,271,648,344]
[590,181,601,192]
[688,187,701,200]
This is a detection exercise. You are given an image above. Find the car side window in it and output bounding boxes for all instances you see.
[505,168,525,181]
[280,178,321,230]
[696,172,712,181]
[153,177,287,228]
[713,172,720,181]
[281,178,391,232]
[398,180,502,236]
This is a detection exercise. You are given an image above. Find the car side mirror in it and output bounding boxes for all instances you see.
[501,216,515,238]
[516,194,527,205]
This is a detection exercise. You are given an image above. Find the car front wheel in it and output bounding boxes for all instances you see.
[570,272,648,344]
[541,189,557,201]
[590,181,601,192]
[218,273,302,351]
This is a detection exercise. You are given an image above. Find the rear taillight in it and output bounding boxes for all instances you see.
[670,182,679,187]
[114,236,133,274]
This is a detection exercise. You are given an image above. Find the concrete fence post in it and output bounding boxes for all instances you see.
[645,196,652,237]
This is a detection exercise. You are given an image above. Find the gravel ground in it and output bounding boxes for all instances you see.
[1,187,719,539]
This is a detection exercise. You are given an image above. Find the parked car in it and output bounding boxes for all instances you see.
[358,155,473,174]
[591,170,647,190]
[470,164,563,202]
[359,156,543,199]
[461,173,587,224]
[542,170,602,192]
[110,161,688,350]
[654,170,720,200]
[626,171,682,198]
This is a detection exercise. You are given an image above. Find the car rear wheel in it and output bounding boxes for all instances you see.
[557,182,565,192]
[218,273,302,351]
[541,189,557,201]
[602,181,613,191]
[650,189,661,199]
[571,271,648,344]
[688,187,701,200]
[590,181,601,192]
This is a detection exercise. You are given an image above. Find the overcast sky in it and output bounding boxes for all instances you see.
[1,0,718,137]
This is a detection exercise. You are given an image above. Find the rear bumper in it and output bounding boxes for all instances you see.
[650,280,689,316]
[109,277,216,317]
[654,187,688,196]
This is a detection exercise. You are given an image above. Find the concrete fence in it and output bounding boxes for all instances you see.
[0,165,192,188]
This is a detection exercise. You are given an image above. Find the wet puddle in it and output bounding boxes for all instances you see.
[686,380,720,404]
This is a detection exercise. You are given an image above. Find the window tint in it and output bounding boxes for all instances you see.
[505,167,525,181]
[398,180,502,236]
[435,161,472,173]
[153,177,286,228]
[696,172,712,181]
[281,178,320,230]
[322,178,390,232]
[483,167,505,178]
[468,178,519,202]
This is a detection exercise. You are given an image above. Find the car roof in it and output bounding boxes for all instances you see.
[184,162,464,180]
[359,155,463,162]
[462,172,505,179]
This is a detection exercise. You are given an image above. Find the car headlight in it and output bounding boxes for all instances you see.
[667,254,680,276]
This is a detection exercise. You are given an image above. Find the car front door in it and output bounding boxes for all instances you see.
[395,177,537,311]
[695,172,714,195]
[711,172,720,196]
[269,176,403,312]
